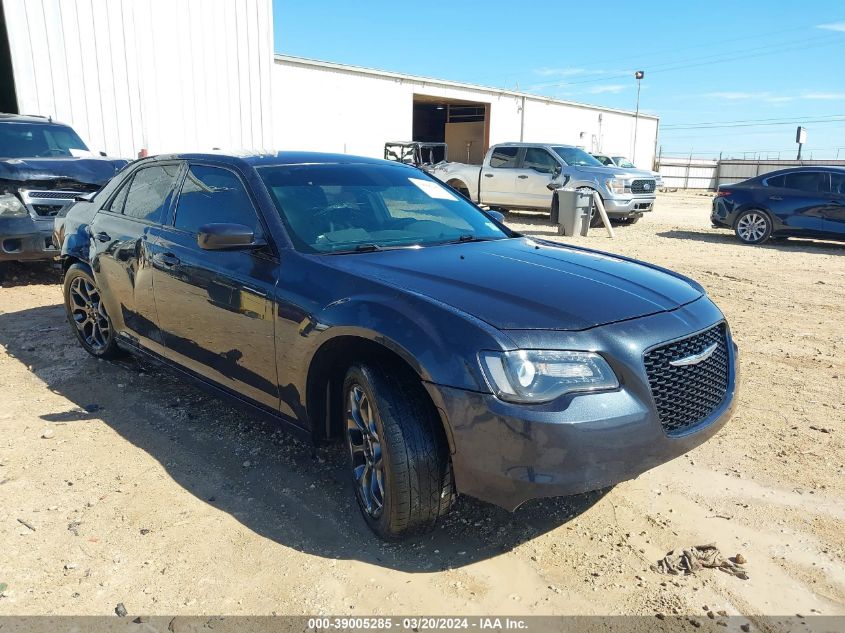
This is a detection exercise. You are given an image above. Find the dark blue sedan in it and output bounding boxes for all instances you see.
[711,166,845,244]
[57,151,738,539]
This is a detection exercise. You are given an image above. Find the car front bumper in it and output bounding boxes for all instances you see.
[602,195,656,218]
[0,216,58,261]
[425,298,739,511]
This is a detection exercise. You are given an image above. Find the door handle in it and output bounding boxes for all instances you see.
[769,196,783,201]
[518,175,528,179]
[484,173,494,178]
[95,231,111,242]
[153,252,180,268]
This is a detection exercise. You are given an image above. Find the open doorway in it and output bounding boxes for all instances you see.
[412,95,488,165]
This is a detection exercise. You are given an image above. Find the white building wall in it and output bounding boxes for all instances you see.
[1,0,274,158]
[273,62,411,157]
[273,56,660,169]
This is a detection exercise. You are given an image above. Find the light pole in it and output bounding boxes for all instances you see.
[632,71,644,164]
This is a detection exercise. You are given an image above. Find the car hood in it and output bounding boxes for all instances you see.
[324,238,703,330]
[580,165,656,180]
[0,157,128,187]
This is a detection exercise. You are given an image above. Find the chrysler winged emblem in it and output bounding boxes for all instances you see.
[669,342,718,367]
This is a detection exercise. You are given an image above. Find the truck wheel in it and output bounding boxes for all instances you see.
[343,361,454,540]
[448,180,471,200]
[63,263,121,359]
[576,187,603,228]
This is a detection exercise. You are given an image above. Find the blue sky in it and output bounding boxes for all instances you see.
[273,1,845,159]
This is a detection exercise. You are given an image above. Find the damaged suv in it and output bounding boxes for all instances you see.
[0,114,127,262]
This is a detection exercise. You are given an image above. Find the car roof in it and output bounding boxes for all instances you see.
[758,165,845,179]
[142,150,404,169]
[0,112,73,126]
[497,142,575,148]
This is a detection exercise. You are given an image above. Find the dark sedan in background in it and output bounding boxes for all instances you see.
[57,151,738,539]
[711,166,845,244]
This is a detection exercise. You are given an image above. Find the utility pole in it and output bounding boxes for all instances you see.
[632,71,644,163]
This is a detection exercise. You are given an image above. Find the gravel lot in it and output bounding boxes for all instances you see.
[0,191,843,622]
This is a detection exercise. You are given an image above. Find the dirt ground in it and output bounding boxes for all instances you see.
[0,191,843,623]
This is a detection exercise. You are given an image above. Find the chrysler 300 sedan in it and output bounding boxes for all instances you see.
[58,151,739,539]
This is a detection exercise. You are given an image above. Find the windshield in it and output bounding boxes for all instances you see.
[259,163,509,253]
[552,146,603,167]
[612,157,636,168]
[0,122,89,159]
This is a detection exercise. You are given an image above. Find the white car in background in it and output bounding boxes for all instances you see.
[593,153,664,188]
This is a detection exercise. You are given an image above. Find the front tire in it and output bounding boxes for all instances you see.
[63,263,121,359]
[576,187,603,227]
[734,209,772,244]
[343,362,454,540]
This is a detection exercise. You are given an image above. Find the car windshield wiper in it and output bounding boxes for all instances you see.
[323,244,383,255]
[325,243,421,255]
[440,234,499,245]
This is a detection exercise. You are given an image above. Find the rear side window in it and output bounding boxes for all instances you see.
[830,172,845,195]
[764,174,785,188]
[782,171,824,193]
[121,164,182,223]
[489,147,519,168]
[174,165,263,237]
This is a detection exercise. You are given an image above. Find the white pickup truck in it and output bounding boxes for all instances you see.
[429,142,658,225]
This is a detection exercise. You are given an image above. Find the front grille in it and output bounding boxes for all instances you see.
[631,179,655,194]
[643,324,729,436]
[26,191,79,199]
[33,204,64,216]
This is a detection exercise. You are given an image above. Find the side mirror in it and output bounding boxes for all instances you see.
[546,174,570,191]
[485,209,505,223]
[197,223,264,250]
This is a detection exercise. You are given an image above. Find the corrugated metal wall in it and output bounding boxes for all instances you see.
[658,158,845,190]
[716,159,845,186]
[657,158,718,189]
[1,0,273,158]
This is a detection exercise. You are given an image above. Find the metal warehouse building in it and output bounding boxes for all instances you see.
[1,0,659,167]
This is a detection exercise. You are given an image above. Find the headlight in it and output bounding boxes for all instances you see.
[0,193,27,218]
[605,178,629,194]
[479,350,619,403]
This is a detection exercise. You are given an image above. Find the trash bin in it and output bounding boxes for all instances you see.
[553,189,592,236]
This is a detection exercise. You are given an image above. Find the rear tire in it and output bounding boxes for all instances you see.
[734,209,772,244]
[63,263,121,359]
[448,180,472,200]
[343,362,454,540]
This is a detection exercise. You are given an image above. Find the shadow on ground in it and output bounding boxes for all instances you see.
[0,260,62,287]
[657,229,845,254]
[0,303,608,572]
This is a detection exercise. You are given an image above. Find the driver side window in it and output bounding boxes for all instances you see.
[523,148,559,174]
[174,165,263,238]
